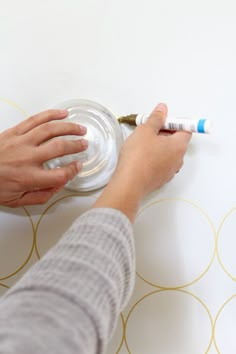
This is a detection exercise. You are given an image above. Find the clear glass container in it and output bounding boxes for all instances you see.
[46,99,123,192]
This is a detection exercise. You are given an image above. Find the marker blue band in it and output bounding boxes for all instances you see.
[197,119,206,133]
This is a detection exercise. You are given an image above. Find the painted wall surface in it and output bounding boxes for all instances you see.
[1,1,236,352]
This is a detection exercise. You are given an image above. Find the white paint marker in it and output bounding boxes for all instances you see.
[118,114,211,134]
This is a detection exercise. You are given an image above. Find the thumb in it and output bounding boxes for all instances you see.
[146,103,168,132]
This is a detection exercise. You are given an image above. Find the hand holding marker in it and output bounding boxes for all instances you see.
[118,114,211,134]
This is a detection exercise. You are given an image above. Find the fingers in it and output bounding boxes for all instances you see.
[18,161,82,192]
[34,161,82,189]
[26,121,87,145]
[37,138,88,162]
[14,109,69,135]
[8,188,59,207]
[146,103,168,132]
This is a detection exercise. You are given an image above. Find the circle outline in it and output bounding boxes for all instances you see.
[34,193,97,259]
[0,282,9,289]
[0,207,35,281]
[135,198,217,289]
[213,294,236,354]
[217,207,236,281]
[124,288,214,354]
[0,97,28,117]
[114,313,125,354]
[0,98,35,281]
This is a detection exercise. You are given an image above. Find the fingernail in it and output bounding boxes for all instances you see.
[81,139,88,149]
[156,103,166,112]
[76,161,82,171]
[80,125,87,134]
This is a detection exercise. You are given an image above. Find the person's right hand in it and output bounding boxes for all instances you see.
[115,103,192,197]
[94,103,191,222]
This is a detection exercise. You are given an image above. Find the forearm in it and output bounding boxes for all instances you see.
[93,172,144,223]
[0,208,135,354]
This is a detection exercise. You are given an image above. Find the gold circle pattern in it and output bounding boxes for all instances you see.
[0,98,234,352]
[0,206,35,282]
[34,193,97,259]
[0,99,35,282]
[217,207,236,281]
[213,294,236,353]
[124,289,214,354]
[0,97,28,118]
[33,191,127,354]
[115,313,125,354]
[135,198,217,289]
[0,283,10,289]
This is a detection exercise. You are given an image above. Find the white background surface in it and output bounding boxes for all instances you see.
[1,0,236,353]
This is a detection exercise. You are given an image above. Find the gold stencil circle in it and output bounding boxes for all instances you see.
[0,97,28,116]
[106,313,125,354]
[125,289,214,354]
[0,97,28,130]
[214,294,236,353]
[217,208,236,281]
[0,99,35,281]
[35,194,97,259]
[0,207,35,281]
[0,283,10,296]
[134,198,216,289]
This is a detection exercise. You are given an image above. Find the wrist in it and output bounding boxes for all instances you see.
[93,172,144,223]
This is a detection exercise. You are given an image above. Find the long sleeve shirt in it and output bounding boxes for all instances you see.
[0,208,135,354]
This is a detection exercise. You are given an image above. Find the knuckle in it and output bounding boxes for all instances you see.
[151,111,165,123]
[64,164,77,181]
[28,115,39,126]
[32,109,56,123]
[15,173,31,189]
[56,169,68,185]
[154,112,165,121]
[53,139,66,156]
[45,109,56,117]
[70,163,77,176]
[78,139,88,150]
[72,122,80,131]
[64,122,79,135]
[43,122,55,133]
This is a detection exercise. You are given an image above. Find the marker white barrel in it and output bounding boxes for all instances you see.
[136,114,211,134]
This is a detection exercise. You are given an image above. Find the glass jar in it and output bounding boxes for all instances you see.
[46,99,123,192]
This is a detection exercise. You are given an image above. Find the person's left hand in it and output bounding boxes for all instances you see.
[0,109,88,207]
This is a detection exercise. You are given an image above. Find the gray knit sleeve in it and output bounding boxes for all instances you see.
[0,208,135,354]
